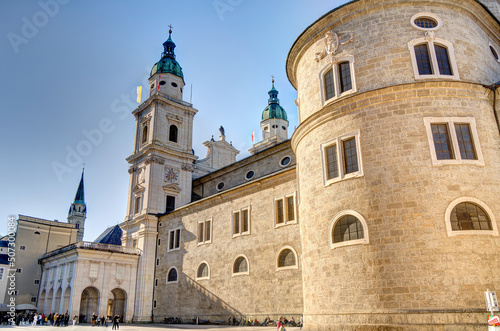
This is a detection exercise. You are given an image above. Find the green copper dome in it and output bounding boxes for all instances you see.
[150,29,184,82]
[261,80,288,122]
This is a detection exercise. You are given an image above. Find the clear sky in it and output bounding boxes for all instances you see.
[0,0,345,241]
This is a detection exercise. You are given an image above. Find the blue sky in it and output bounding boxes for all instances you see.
[0,0,345,241]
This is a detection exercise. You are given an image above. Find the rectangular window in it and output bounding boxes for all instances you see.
[325,144,339,179]
[31,297,37,303]
[276,199,284,224]
[19,245,26,251]
[431,124,453,160]
[275,194,297,227]
[197,219,212,245]
[322,130,363,186]
[324,68,335,100]
[338,61,352,93]
[166,195,175,212]
[232,207,250,237]
[435,45,452,75]
[168,228,181,251]
[16,268,22,273]
[454,123,476,160]
[134,196,141,214]
[34,279,40,285]
[414,44,432,75]
[132,239,137,248]
[0,268,4,281]
[424,117,483,166]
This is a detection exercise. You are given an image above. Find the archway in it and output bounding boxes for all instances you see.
[45,289,53,314]
[62,287,71,313]
[38,290,45,314]
[79,287,99,323]
[53,288,62,314]
[106,288,126,321]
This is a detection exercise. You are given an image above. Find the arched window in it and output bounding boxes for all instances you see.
[408,37,459,80]
[232,255,249,275]
[196,262,210,280]
[169,125,178,143]
[142,126,148,144]
[277,246,298,270]
[329,210,369,249]
[319,56,357,105]
[167,267,178,283]
[445,197,497,236]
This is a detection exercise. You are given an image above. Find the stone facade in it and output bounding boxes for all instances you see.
[287,0,500,329]
[11,215,78,305]
[153,141,303,323]
[38,242,140,322]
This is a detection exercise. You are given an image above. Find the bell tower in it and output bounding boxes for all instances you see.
[122,27,198,322]
[249,78,289,155]
[67,168,86,241]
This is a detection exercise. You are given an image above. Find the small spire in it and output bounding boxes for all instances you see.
[73,168,85,204]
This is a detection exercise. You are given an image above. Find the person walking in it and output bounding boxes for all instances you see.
[112,315,120,330]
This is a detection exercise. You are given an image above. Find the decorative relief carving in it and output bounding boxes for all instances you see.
[181,163,194,172]
[425,31,435,41]
[140,113,152,124]
[144,156,165,165]
[315,30,354,62]
[128,166,138,174]
[138,167,145,184]
[89,277,97,284]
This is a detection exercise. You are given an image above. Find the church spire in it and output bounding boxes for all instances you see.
[162,25,176,59]
[73,168,85,204]
[68,167,87,241]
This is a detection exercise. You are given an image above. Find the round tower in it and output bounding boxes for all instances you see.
[287,0,500,329]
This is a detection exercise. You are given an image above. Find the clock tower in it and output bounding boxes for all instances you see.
[122,28,198,322]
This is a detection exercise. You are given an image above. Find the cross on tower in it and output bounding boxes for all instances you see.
[168,24,173,32]
[271,75,275,83]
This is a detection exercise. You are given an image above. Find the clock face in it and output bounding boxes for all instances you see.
[165,168,178,182]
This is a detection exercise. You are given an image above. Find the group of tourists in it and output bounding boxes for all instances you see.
[90,312,120,329]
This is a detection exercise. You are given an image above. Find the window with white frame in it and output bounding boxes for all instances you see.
[445,197,498,237]
[197,218,212,245]
[329,210,369,249]
[168,228,181,251]
[408,37,459,80]
[196,262,210,280]
[321,130,363,186]
[320,56,356,105]
[423,117,484,166]
[232,207,250,237]
[232,255,249,276]
[275,193,296,227]
[276,246,298,270]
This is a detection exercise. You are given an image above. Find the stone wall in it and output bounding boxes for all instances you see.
[288,0,500,329]
[154,160,303,323]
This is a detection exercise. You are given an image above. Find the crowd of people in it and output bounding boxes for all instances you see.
[226,314,303,328]
[6,311,121,328]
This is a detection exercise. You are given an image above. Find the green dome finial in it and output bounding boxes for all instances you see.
[150,25,185,82]
[261,77,288,122]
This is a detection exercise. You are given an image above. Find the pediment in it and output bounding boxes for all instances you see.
[163,183,181,193]
[133,184,145,193]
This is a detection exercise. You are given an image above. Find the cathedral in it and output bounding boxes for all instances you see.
[33,1,500,330]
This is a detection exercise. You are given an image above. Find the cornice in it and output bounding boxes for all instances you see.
[290,81,489,152]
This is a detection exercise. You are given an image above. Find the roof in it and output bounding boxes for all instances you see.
[93,225,123,246]
[18,215,77,229]
[73,170,85,205]
[150,30,184,82]
[262,81,288,121]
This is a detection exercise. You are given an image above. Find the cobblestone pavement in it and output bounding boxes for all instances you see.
[0,324,302,331]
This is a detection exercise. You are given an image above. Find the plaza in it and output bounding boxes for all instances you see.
[0,324,301,331]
